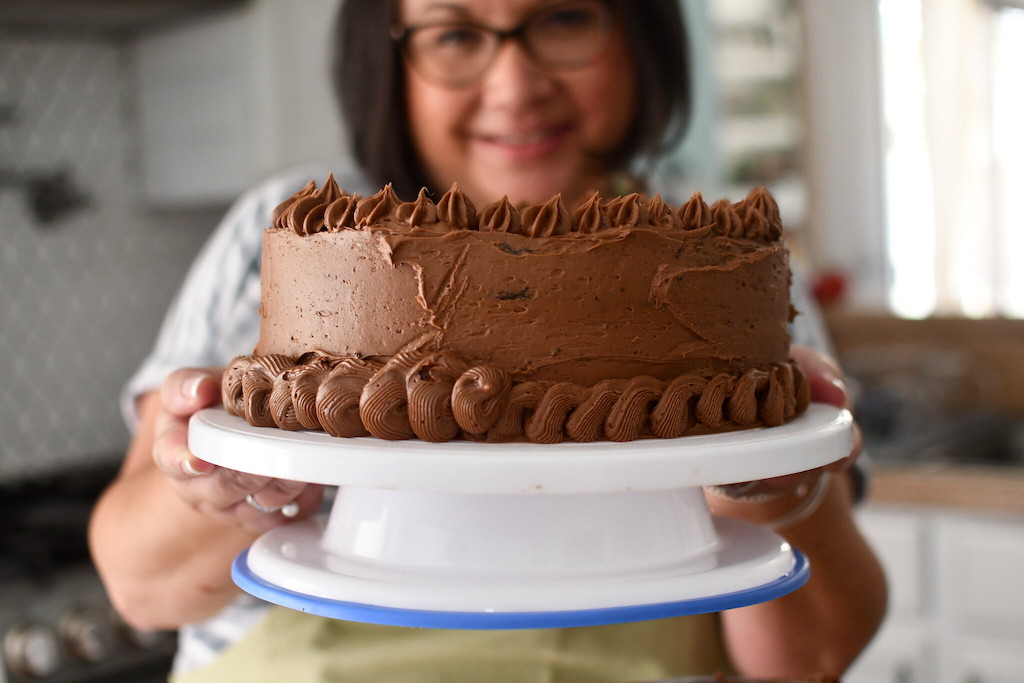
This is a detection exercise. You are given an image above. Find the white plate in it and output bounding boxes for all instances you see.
[189,403,853,494]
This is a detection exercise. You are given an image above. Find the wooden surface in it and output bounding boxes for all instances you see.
[871,464,1024,516]
[825,312,1024,416]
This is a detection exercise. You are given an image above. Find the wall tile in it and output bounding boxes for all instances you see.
[0,34,220,481]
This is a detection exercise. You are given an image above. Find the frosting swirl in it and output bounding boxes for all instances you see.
[355,184,402,227]
[436,183,477,230]
[324,194,360,230]
[224,349,809,444]
[267,178,788,243]
[520,194,570,237]
[272,174,346,235]
[477,196,521,233]
[271,180,314,231]
[710,199,744,239]
[646,194,682,231]
[396,187,438,226]
[677,192,711,231]
[738,186,783,241]
[317,356,384,436]
[605,193,648,228]
[571,191,610,234]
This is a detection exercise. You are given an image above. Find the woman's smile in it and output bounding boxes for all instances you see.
[470,122,574,162]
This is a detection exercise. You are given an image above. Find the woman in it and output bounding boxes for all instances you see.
[89,0,886,680]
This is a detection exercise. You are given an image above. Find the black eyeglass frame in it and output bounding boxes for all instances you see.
[390,0,616,88]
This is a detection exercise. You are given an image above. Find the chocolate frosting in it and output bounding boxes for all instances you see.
[478,196,521,233]
[571,192,611,234]
[520,194,570,237]
[646,194,682,231]
[436,183,477,230]
[678,191,711,231]
[396,188,438,226]
[270,180,786,242]
[605,193,648,228]
[355,184,402,227]
[224,351,809,443]
[230,178,806,443]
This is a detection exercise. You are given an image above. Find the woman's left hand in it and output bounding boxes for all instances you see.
[705,344,862,526]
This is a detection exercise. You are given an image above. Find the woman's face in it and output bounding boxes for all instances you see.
[399,0,637,208]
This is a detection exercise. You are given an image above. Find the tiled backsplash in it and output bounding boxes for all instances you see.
[0,34,220,481]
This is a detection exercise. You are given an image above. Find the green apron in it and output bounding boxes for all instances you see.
[173,608,732,682]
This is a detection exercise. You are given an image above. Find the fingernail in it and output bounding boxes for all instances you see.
[181,457,207,477]
[184,375,207,400]
[825,375,850,409]
[810,355,849,403]
[814,353,843,381]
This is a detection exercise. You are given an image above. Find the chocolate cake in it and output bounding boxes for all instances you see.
[222,175,809,443]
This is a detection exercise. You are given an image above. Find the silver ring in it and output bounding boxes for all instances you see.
[245,494,300,518]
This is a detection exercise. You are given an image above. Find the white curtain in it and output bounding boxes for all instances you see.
[803,0,1023,318]
[881,0,1023,317]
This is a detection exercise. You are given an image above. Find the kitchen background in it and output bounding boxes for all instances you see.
[0,34,221,481]
[1,0,1023,681]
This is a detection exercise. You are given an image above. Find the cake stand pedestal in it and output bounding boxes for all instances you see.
[189,404,853,629]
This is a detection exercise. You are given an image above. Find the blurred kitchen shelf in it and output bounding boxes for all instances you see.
[714,0,789,24]
[708,0,806,232]
[718,114,801,155]
[715,47,799,83]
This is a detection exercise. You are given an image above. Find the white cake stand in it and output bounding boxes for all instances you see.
[189,403,853,629]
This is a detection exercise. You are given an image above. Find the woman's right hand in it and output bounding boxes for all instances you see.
[153,368,324,533]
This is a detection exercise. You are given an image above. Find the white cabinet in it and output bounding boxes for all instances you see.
[846,505,1024,683]
[845,621,933,683]
[936,516,1024,681]
[949,639,1024,683]
[845,507,934,683]
[132,0,345,206]
[936,516,1024,637]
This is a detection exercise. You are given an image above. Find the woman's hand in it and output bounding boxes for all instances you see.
[91,369,325,629]
[715,345,886,677]
[706,344,862,527]
[788,343,863,471]
[153,367,324,533]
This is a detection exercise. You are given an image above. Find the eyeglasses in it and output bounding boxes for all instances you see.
[391,0,615,89]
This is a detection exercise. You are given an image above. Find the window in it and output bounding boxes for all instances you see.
[879,0,1024,318]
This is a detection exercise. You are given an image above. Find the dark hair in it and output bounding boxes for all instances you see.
[333,0,691,200]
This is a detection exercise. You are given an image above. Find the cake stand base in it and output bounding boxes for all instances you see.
[233,515,808,629]
[190,404,852,629]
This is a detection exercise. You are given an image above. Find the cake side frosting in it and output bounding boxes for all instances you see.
[224,176,809,443]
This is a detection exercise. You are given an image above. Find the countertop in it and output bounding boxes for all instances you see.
[825,312,1024,518]
[870,463,1024,516]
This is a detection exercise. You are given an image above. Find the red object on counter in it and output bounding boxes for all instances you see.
[811,269,847,308]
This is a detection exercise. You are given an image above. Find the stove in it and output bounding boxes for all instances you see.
[0,463,176,682]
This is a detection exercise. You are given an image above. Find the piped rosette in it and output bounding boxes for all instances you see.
[271,174,784,243]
